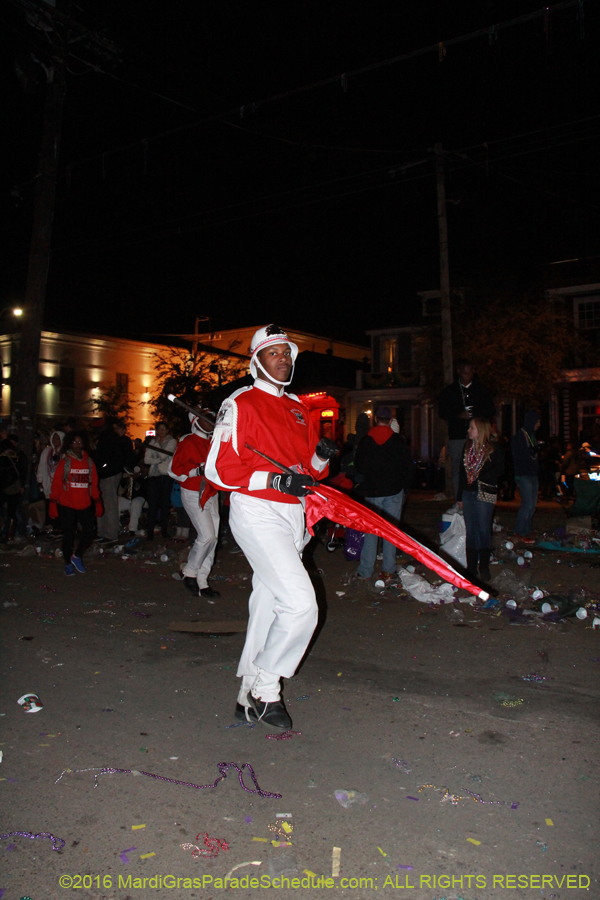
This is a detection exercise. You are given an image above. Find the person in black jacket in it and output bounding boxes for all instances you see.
[457,418,504,582]
[511,409,540,538]
[438,361,496,501]
[354,406,415,580]
[93,419,128,543]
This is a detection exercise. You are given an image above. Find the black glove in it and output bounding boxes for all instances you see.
[315,437,338,460]
[271,472,316,497]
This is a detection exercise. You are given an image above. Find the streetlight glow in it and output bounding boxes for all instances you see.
[12,308,23,316]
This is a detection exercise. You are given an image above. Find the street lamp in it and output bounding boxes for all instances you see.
[0,307,23,326]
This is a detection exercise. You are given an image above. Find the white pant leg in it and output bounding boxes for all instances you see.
[229,492,318,682]
[118,497,131,515]
[128,496,146,533]
[180,489,219,589]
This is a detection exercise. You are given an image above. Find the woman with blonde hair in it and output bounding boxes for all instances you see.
[457,418,504,582]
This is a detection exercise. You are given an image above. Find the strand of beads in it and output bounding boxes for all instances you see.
[266,730,301,741]
[0,831,65,852]
[268,820,294,842]
[181,833,230,859]
[55,762,281,799]
[418,784,518,808]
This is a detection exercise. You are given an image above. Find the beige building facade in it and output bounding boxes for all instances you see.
[0,325,370,441]
[0,330,167,439]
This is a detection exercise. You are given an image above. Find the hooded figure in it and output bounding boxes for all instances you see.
[37,430,65,497]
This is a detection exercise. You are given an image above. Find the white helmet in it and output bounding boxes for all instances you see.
[188,410,214,439]
[249,324,298,386]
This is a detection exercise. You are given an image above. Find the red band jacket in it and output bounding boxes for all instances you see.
[205,379,328,504]
[168,431,218,509]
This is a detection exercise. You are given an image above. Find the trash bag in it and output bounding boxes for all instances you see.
[439,512,466,567]
[397,568,457,605]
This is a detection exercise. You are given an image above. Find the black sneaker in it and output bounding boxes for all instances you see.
[235,702,258,722]
[247,692,292,730]
[183,576,200,596]
[199,584,221,598]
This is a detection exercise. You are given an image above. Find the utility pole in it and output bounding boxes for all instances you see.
[8,0,120,471]
[12,60,66,462]
[435,143,453,387]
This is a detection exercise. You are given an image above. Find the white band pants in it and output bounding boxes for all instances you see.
[229,492,317,692]
[181,489,219,589]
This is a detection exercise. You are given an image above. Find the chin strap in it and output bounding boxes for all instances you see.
[254,357,294,386]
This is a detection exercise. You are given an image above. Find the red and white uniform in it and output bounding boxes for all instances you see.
[50,451,100,509]
[205,378,328,703]
[168,427,219,591]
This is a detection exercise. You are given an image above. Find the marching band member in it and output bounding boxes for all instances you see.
[205,325,336,729]
[168,412,220,598]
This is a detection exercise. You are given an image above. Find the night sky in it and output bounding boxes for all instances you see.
[1,0,599,346]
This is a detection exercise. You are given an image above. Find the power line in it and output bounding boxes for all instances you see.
[51,119,600,259]
[11,0,586,186]
[49,119,600,260]
[451,148,600,210]
[54,165,436,259]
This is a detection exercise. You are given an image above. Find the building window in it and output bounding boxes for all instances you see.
[578,400,600,441]
[116,372,129,394]
[59,366,75,407]
[372,333,413,375]
[380,337,397,373]
[575,297,600,330]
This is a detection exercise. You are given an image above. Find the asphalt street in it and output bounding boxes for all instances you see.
[1,497,598,900]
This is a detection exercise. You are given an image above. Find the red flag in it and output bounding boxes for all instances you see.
[305,484,487,600]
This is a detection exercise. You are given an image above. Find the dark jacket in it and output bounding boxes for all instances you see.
[438,376,496,440]
[354,425,415,497]
[118,434,136,471]
[93,429,126,480]
[458,443,505,500]
[511,410,539,477]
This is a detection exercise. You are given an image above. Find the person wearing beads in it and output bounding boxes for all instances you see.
[205,324,336,730]
[457,417,504,583]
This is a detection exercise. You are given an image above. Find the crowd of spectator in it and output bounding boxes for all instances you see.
[1,400,600,583]
[0,417,196,570]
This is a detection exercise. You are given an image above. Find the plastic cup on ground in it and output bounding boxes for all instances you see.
[17,693,43,713]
